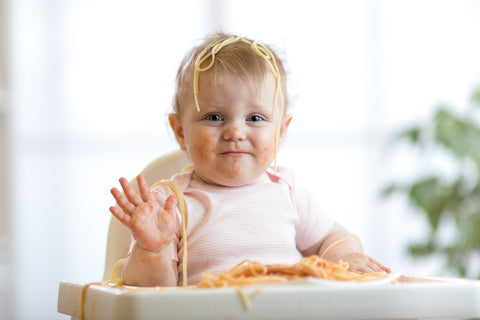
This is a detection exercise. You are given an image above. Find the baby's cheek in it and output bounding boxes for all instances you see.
[191,132,217,161]
[259,143,275,166]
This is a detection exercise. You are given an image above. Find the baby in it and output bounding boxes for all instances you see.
[110,33,390,287]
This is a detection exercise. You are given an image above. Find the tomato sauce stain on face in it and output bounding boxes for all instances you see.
[232,160,240,176]
[193,131,217,162]
[259,144,274,166]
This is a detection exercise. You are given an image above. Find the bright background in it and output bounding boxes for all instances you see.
[1,0,480,319]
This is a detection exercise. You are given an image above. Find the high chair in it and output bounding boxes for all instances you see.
[59,148,480,319]
[102,150,191,281]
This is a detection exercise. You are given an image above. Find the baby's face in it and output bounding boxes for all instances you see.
[172,71,290,187]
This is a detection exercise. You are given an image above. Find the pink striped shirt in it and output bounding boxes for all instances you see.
[152,167,335,286]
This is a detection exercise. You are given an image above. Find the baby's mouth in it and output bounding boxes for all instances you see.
[220,149,249,156]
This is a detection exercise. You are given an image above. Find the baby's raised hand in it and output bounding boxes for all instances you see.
[338,252,391,274]
[110,175,178,253]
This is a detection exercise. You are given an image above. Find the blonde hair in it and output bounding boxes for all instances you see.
[173,33,288,117]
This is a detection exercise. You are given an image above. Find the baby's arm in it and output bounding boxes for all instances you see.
[110,175,178,286]
[302,222,391,274]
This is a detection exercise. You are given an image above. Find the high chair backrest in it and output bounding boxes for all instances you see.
[103,150,191,281]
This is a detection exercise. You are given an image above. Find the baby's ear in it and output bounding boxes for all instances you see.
[168,113,187,151]
[279,115,293,140]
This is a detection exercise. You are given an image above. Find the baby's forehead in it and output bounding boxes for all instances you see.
[192,71,277,115]
[198,67,274,89]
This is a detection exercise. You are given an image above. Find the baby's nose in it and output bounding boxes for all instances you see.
[223,123,247,141]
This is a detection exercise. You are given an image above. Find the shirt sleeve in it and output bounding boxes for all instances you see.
[289,173,336,251]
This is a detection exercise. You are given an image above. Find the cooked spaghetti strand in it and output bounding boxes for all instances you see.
[320,233,363,259]
[150,179,189,287]
[197,255,387,288]
[79,282,103,320]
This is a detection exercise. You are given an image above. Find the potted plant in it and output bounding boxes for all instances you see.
[382,85,480,279]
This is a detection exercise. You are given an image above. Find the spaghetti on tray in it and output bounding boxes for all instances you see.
[197,255,388,288]
[79,256,390,318]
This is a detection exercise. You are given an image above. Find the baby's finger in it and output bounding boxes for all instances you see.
[349,265,372,274]
[111,187,134,214]
[367,257,391,273]
[110,206,131,226]
[164,194,178,215]
[119,177,143,206]
[381,265,391,273]
[137,175,155,202]
[375,262,391,273]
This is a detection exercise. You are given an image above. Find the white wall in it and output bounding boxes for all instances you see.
[0,0,13,319]
[2,0,480,319]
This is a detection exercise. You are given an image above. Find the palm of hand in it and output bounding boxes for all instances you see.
[110,175,178,253]
[128,199,176,252]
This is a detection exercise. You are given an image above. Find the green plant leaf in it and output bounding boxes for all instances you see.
[444,245,469,277]
[458,212,480,249]
[434,108,480,163]
[381,183,401,197]
[471,86,480,107]
[408,242,435,257]
[408,177,450,229]
[398,126,422,144]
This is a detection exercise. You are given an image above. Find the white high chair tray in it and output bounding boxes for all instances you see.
[58,275,480,320]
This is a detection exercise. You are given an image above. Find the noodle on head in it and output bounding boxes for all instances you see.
[193,35,285,172]
[197,255,388,288]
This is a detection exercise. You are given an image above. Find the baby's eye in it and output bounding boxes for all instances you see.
[205,113,224,122]
[247,114,264,122]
